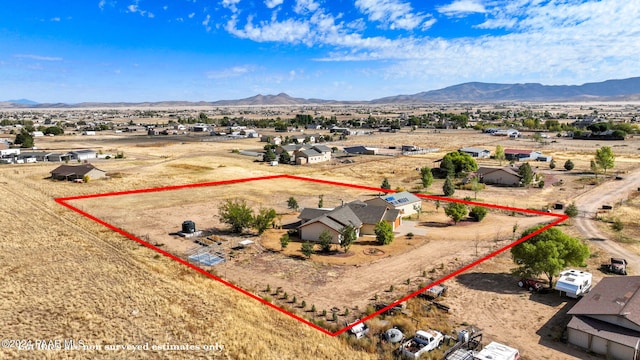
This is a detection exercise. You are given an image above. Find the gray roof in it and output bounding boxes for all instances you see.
[299,200,401,232]
[50,164,104,177]
[298,149,322,158]
[459,147,489,154]
[299,205,363,232]
[379,191,422,206]
[343,146,368,154]
[568,276,640,327]
[299,208,330,221]
[70,149,97,155]
[312,144,331,153]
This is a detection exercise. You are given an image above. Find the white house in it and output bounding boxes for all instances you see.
[69,149,98,161]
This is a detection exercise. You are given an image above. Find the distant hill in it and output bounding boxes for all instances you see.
[4,77,640,108]
[371,77,640,103]
[4,99,39,105]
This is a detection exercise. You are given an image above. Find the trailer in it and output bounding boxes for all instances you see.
[474,342,520,360]
[554,269,592,298]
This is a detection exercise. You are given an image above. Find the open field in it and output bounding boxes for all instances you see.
[2,123,640,359]
[64,176,552,328]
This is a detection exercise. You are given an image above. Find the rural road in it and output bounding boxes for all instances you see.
[571,167,640,266]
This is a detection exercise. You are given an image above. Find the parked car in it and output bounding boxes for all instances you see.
[517,278,544,292]
[601,258,628,275]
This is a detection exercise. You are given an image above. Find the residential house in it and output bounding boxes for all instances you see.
[365,191,423,217]
[260,135,282,145]
[50,164,107,181]
[459,147,491,159]
[477,166,522,186]
[277,144,332,165]
[298,200,401,243]
[69,149,98,161]
[504,149,541,161]
[566,276,640,360]
[343,146,378,155]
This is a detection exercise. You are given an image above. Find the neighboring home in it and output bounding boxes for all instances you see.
[294,145,332,165]
[0,144,20,158]
[31,131,45,137]
[365,191,423,217]
[459,147,491,159]
[298,200,401,244]
[277,144,332,165]
[343,146,378,155]
[260,135,282,145]
[504,149,541,161]
[69,149,98,161]
[191,124,211,132]
[477,166,522,186]
[240,129,259,138]
[566,276,640,360]
[18,151,53,162]
[329,126,351,135]
[50,164,107,181]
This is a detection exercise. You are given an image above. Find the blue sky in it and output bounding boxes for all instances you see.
[1,0,639,103]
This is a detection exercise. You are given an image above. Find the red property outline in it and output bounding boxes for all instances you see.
[54,174,568,337]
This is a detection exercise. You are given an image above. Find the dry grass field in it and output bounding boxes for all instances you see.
[2,125,639,359]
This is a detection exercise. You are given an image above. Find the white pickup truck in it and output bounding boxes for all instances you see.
[400,329,444,359]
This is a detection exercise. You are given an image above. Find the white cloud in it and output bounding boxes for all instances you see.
[355,0,432,31]
[221,0,241,13]
[163,5,168,11]
[294,0,319,14]
[226,15,312,44]
[51,17,61,22]
[188,12,195,18]
[202,14,212,31]
[98,0,106,10]
[15,54,63,61]
[207,65,257,79]
[437,0,486,17]
[264,0,283,9]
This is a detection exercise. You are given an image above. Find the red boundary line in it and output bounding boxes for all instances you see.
[55,174,568,337]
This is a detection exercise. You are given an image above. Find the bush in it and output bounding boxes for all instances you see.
[564,159,574,171]
[469,206,488,222]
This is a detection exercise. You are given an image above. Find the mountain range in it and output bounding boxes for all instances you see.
[3,77,640,108]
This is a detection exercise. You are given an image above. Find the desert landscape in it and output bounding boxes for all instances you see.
[1,103,640,359]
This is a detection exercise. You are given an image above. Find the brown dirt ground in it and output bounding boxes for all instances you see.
[2,127,640,359]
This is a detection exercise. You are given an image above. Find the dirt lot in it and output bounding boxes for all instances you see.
[2,125,640,359]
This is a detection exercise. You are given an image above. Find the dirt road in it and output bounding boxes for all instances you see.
[572,167,640,265]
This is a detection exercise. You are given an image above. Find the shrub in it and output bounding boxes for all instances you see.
[469,206,488,222]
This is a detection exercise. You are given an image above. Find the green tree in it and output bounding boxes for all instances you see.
[287,196,299,211]
[518,162,534,186]
[564,203,579,218]
[279,151,291,164]
[381,178,391,190]
[339,225,357,253]
[470,177,483,199]
[318,230,333,252]
[595,146,615,176]
[14,129,34,148]
[495,145,506,165]
[44,126,64,135]
[511,225,590,286]
[564,159,574,171]
[318,194,324,208]
[264,148,276,162]
[252,207,277,234]
[280,233,290,250]
[301,241,315,258]
[469,206,487,222]
[612,219,624,232]
[444,202,468,224]
[218,199,254,233]
[440,151,478,176]
[420,166,434,189]
[440,156,455,177]
[549,159,556,170]
[443,176,455,197]
[374,221,394,245]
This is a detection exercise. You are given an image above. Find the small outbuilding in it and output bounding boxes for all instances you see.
[50,164,106,181]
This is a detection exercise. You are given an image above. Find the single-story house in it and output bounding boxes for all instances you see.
[50,164,107,181]
[566,276,640,360]
[459,147,491,159]
[69,149,98,161]
[504,149,541,161]
[298,200,401,243]
[260,135,282,145]
[343,146,378,155]
[279,144,332,165]
[365,191,423,217]
[477,166,522,186]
